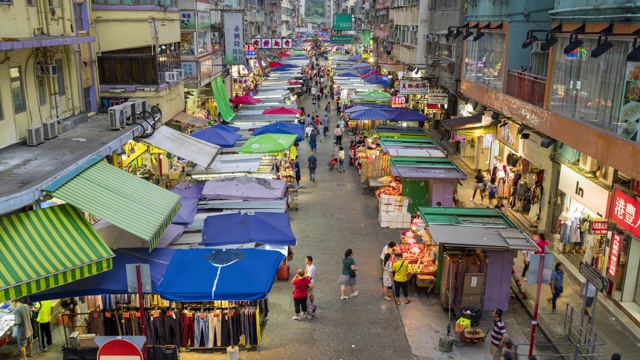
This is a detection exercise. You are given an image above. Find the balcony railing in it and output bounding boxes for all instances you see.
[506,69,546,108]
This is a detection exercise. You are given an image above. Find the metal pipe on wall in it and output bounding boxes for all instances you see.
[549,3,640,15]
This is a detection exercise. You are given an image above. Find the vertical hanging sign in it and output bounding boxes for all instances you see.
[224,12,245,65]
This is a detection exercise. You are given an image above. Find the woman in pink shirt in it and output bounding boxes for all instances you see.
[533,233,549,254]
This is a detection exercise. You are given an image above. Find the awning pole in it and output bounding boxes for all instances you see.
[136,264,148,360]
[529,253,545,357]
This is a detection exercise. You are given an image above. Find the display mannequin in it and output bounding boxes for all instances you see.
[570,208,581,248]
[582,233,598,266]
[515,178,528,211]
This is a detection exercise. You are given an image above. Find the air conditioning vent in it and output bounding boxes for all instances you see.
[165,72,178,83]
[532,42,544,53]
[27,126,45,146]
[36,63,58,77]
[136,99,148,113]
[578,153,598,172]
[109,105,126,130]
[174,69,185,79]
[598,164,615,187]
[121,101,136,124]
[410,25,418,32]
[42,120,58,139]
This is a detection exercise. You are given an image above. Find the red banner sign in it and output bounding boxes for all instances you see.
[608,232,623,278]
[391,96,406,108]
[611,189,640,238]
[589,220,609,235]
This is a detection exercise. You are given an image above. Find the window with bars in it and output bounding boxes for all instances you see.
[97,43,180,85]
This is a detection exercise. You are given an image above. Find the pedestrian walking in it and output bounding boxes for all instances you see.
[292,269,312,320]
[307,152,317,182]
[471,170,486,202]
[34,300,53,351]
[294,156,301,186]
[305,256,316,305]
[337,146,345,173]
[547,262,565,314]
[334,125,343,146]
[489,308,508,360]
[305,124,313,140]
[338,249,358,300]
[580,278,597,321]
[322,115,330,137]
[309,130,317,152]
[12,298,34,360]
[392,253,411,305]
[521,250,531,281]
[382,253,394,301]
[336,103,342,116]
[286,174,299,211]
[487,180,498,207]
[325,102,331,117]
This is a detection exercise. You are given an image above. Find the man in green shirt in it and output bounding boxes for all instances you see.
[34,300,53,350]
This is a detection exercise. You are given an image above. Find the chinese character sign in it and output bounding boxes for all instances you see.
[282,39,291,48]
[611,189,640,238]
[399,80,428,95]
[608,233,623,277]
[272,39,281,48]
[261,39,271,48]
[391,96,406,108]
[589,220,609,235]
[180,11,195,29]
[223,12,245,65]
[181,62,197,77]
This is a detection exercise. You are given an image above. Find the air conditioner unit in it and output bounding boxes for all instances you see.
[598,164,615,187]
[578,153,598,172]
[135,99,148,113]
[165,71,178,83]
[410,25,418,32]
[121,101,136,123]
[174,69,185,79]
[27,125,45,146]
[109,105,126,130]
[42,120,58,139]
[423,34,431,41]
[36,63,58,77]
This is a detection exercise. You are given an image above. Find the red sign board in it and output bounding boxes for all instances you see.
[97,339,142,360]
[589,220,609,235]
[611,189,640,238]
[608,232,623,278]
[391,96,406,108]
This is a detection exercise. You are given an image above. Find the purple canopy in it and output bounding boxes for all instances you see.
[171,184,204,199]
[171,197,198,225]
[357,67,375,75]
[389,109,429,121]
[201,176,287,200]
[350,108,394,120]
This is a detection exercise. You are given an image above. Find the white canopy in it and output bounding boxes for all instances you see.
[142,126,220,168]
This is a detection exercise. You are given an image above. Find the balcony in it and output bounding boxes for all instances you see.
[506,69,546,108]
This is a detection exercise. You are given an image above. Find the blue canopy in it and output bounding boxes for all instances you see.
[170,196,198,225]
[353,63,372,68]
[252,122,304,141]
[363,74,390,87]
[279,63,299,69]
[389,108,429,122]
[156,248,285,301]
[273,67,298,72]
[350,108,394,120]
[337,72,360,78]
[344,104,391,114]
[200,212,296,246]
[348,55,363,61]
[191,126,242,147]
[28,248,177,301]
[357,66,375,75]
[214,123,240,132]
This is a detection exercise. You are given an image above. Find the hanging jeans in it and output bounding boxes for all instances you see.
[194,313,209,347]
[164,313,181,346]
[208,311,222,347]
[221,313,230,347]
[180,313,194,347]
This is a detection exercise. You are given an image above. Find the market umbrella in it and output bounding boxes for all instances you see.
[357,66,375,75]
[273,67,297,72]
[214,123,240,132]
[191,126,242,147]
[344,104,391,114]
[302,39,312,43]
[200,212,296,246]
[333,46,344,50]
[201,176,288,200]
[389,108,429,122]
[277,52,291,57]
[237,133,298,154]
[350,108,394,120]
[251,122,304,142]
[205,249,245,300]
[364,76,390,87]
[360,71,385,78]
[348,55,363,61]
[269,61,283,67]
[337,72,360,78]
[262,107,302,115]
[360,90,392,99]
[279,63,299,69]
[231,94,262,105]
[353,63,372,68]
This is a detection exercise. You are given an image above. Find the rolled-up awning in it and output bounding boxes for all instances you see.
[441,115,497,138]
[172,112,208,127]
[0,204,114,301]
[212,76,235,122]
[142,126,221,169]
[44,157,181,251]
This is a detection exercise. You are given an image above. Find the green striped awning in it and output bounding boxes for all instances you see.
[0,204,114,302]
[44,157,181,251]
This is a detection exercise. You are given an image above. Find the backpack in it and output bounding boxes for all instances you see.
[309,157,317,170]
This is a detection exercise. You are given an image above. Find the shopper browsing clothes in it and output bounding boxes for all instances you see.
[338,249,358,300]
[291,269,312,320]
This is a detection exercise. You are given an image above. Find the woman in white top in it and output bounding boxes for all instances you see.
[338,146,345,173]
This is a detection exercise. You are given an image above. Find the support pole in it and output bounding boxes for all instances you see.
[136,264,148,360]
[529,253,545,357]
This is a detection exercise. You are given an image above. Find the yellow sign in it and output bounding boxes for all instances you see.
[122,141,148,167]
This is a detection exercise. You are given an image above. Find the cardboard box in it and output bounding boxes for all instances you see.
[463,273,485,295]
[460,294,483,307]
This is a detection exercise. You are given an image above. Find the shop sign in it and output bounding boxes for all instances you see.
[399,80,428,95]
[197,12,211,29]
[223,12,245,65]
[608,232,623,277]
[331,35,354,44]
[427,88,447,102]
[527,253,555,285]
[282,38,292,49]
[391,96,406,108]
[497,121,519,150]
[233,77,251,86]
[611,189,640,238]
[616,60,640,143]
[333,14,353,30]
[245,45,256,57]
[558,165,610,217]
[181,62,197,78]
[589,220,609,235]
[579,262,607,292]
[180,11,195,29]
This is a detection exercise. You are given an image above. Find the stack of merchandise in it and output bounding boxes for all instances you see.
[378,194,411,228]
[359,152,391,182]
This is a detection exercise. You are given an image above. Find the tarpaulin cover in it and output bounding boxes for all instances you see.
[92,221,186,249]
[169,196,198,225]
[29,248,176,301]
[201,176,287,200]
[142,126,221,168]
[201,212,296,246]
[251,122,304,142]
[171,183,204,199]
[356,67,375,74]
[269,61,283,67]
[363,74,390,87]
[191,126,242,147]
[262,107,302,115]
[336,72,360,78]
[231,94,262,105]
[156,248,284,301]
[212,77,235,122]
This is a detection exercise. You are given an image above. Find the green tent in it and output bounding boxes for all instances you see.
[237,134,298,154]
[360,90,391,99]
[211,77,235,122]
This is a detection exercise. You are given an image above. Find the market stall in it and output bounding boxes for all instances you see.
[418,207,539,312]
[200,212,296,246]
[188,154,270,180]
[379,138,446,158]
[375,125,427,139]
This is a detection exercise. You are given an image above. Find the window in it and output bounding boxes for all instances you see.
[75,3,86,32]
[549,36,627,138]
[97,43,180,86]
[91,0,177,6]
[55,59,66,96]
[37,77,47,106]
[10,67,26,114]
[464,31,506,92]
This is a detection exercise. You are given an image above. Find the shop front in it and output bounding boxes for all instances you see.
[607,189,640,321]
[552,164,611,269]
[441,113,497,171]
